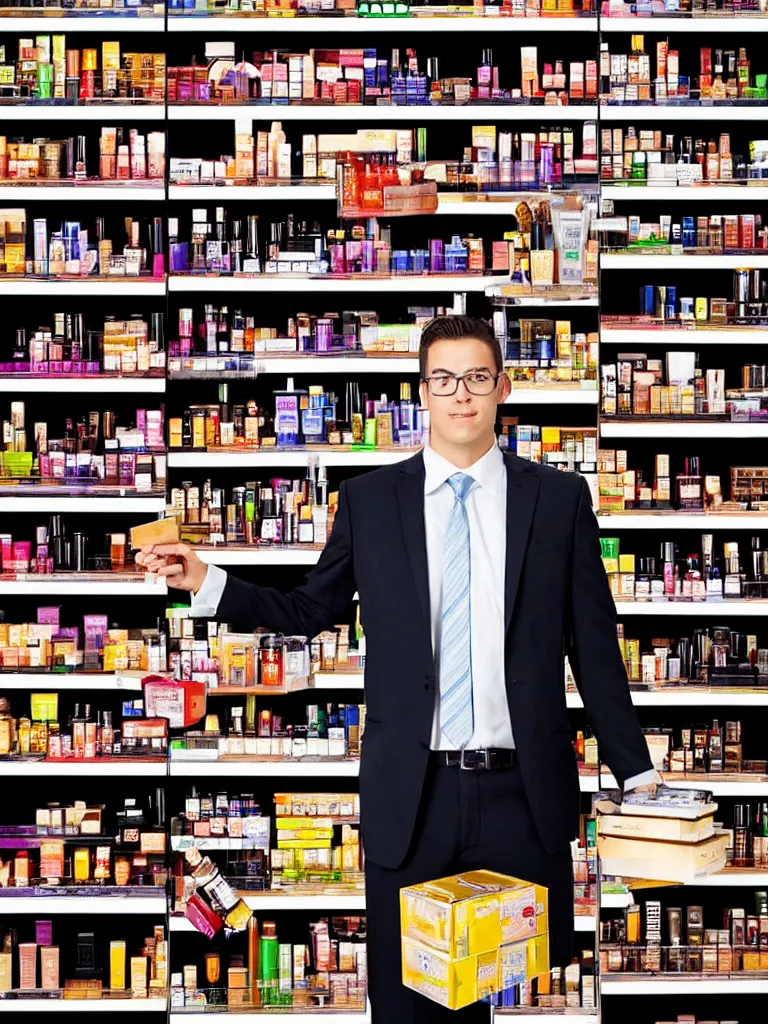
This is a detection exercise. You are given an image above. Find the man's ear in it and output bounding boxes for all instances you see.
[497,370,511,404]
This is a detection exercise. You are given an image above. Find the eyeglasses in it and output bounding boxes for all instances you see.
[421,370,500,397]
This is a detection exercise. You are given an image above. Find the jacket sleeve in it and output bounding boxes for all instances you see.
[216,479,357,638]
[564,474,654,786]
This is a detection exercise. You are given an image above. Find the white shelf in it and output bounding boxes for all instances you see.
[169,184,336,202]
[0,496,166,513]
[600,16,768,31]
[312,672,365,689]
[0,185,163,201]
[600,421,768,438]
[506,388,598,404]
[581,774,768,795]
[0,280,166,296]
[0,579,167,596]
[169,104,598,123]
[177,356,420,375]
[0,104,164,121]
[602,253,768,269]
[167,449,415,468]
[600,105,766,121]
[0,761,166,776]
[601,185,768,202]
[170,1014,367,1024]
[0,895,166,914]
[169,275,501,293]
[598,513,768,530]
[0,999,167,1013]
[614,599,768,615]
[493,1016,598,1023]
[601,978,768,994]
[169,759,360,777]
[196,548,323,565]
[167,13,596,31]
[601,892,634,909]
[686,870,768,885]
[600,327,768,346]
[0,16,164,31]
[0,672,143,691]
[0,377,166,393]
[568,689,768,707]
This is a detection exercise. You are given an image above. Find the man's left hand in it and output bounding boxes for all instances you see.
[625,774,664,799]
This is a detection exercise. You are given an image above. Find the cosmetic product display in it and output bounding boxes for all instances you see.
[1,312,166,378]
[0,211,164,280]
[598,447,768,513]
[0,128,165,185]
[1,400,166,495]
[170,122,598,194]
[600,351,768,421]
[615,622,768,689]
[600,894,768,974]
[0,790,168,891]
[601,127,768,185]
[0,0,162,11]
[168,0,595,17]
[168,44,597,108]
[605,270,768,327]
[169,201,596,287]
[602,0,764,16]
[171,915,366,1011]
[171,790,361,900]
[635,719,767,778]
[600,535,768,601]
[167,607,364,685]
[173,700,364,762]
[0,694,168,760]
[501,316,598,382]
[169,384,425,451]
[488,948,596,1009]
[1,516,152,576]
[0,38,164,105]
[169,475,337,548]
[599,205,768,255]
[0,609,166,673]
[0,921,166,1000]
[600,37,767,106]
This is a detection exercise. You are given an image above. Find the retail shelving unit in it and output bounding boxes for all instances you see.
[4,6,768,1024]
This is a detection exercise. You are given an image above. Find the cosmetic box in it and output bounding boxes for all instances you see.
[400,869,548,960]
[401,932,549,1012]
[598,811,716,844]
[597,831,728,884]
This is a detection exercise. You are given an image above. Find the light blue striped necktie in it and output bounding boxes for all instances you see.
[439,472,474,748]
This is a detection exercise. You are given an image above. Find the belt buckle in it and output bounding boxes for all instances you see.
[459,749,489,770]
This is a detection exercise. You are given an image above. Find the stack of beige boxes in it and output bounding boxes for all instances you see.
[597,787,727,883]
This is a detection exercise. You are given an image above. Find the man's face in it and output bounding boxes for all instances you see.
[419,337,510,450]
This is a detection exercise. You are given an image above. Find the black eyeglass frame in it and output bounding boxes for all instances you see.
[419,370,501,396]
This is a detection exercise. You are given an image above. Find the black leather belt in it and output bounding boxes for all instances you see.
[433,748,518,770]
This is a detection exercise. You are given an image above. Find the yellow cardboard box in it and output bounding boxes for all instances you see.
[400,870,548,960]
[401,932,549,1011]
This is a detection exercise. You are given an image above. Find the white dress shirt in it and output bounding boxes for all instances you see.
[423,442,513,751]
[192,446,658,787]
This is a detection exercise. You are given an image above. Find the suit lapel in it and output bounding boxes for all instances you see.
[397,452,431,632]
[504,452,541,631]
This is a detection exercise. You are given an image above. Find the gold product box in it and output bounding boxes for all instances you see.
[598,812,715,844]
[400,870,548,961]
[401,932,549,1011]
[598,831,728,884]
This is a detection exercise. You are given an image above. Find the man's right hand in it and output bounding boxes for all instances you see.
[135,543,209,594]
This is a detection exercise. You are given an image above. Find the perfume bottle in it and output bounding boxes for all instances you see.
[184,846,252,933]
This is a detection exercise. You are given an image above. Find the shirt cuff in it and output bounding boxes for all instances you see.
[190,563,228,618]
[623,768,662,791]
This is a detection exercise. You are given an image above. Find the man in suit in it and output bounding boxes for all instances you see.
[138,315,658,1023]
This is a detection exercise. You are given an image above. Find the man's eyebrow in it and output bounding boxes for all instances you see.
[427,366,492,375]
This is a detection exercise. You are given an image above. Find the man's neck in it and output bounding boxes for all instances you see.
[427,434,497,470]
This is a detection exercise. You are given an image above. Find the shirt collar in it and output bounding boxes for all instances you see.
[423,441,505,496]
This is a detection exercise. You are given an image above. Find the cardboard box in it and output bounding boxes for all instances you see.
[400,870,548,960]
[401,932,548,1011]
[598,812,715,844]
[598,831,728,884]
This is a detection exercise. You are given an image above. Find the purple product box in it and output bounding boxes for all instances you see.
[37,607,61,627]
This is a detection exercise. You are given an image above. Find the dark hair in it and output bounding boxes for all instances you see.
[419,315,503,379]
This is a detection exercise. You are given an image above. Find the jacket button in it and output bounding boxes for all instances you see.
[424,675,431,690]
